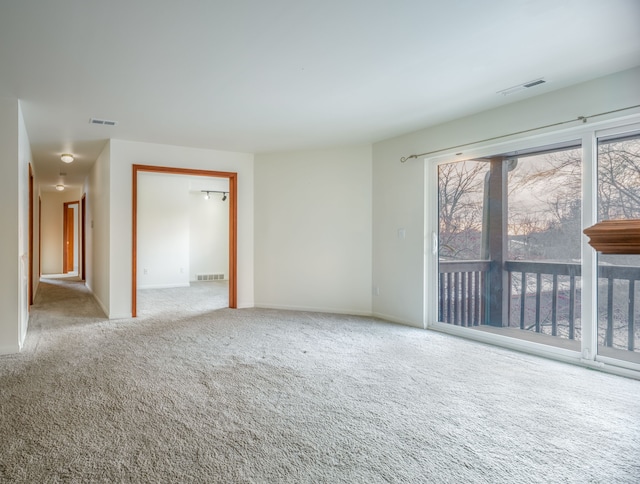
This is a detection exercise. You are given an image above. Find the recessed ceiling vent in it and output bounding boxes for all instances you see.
[523,79,545,88]
[89,117,118,126]
[497,78,546,96]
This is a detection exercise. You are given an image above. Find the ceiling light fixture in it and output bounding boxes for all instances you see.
[60,154,74,163]
[56,184,65,191]
[202,190,228,201]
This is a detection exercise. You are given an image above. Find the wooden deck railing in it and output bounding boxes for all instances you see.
[439,260,640,351]
[596,264,640,351]
[438,260,489,327]
[505,260,581,341]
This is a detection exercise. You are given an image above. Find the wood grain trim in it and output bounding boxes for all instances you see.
[583,219,640,254]
[28,164,33,307]
[132,166,138,317]
[131,164,239,317]
[228,173,238,308]
[81,195,86,281]
[62,202,69,273]
[38,197,41,277]
[63,201,79,274]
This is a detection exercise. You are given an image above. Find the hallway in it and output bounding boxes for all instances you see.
[24,275,108,354]
[25,276,229,355]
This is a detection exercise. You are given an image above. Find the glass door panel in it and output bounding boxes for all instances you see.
[596,133,640,364]
[438,144,583,351]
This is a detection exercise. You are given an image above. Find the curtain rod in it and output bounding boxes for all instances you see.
[399,104,640,163]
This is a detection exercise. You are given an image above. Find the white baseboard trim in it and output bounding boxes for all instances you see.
[0,343,20,355]
[255,303,372,317]
[85,283,109,319]
[236,301,255,309]
[138,283,190,290]
[108,313,133,320]
[372,311,424,329]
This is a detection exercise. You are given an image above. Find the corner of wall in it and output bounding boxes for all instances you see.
[0,98,20,353]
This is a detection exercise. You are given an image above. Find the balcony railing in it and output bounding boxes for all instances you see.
[505,260,581,341]
[439,259,640,351]
[438,260,489,327]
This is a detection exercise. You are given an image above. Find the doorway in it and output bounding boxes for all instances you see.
[63,201,79,274]
[132,165,238,317]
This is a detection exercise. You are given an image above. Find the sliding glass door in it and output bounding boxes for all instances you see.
[432,123,640,371]
[596,132,640,364]
[437,142,584,351]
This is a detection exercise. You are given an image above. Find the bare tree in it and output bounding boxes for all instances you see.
[438,161,487,259]
[598,139,640,220]
[439,139,640,261]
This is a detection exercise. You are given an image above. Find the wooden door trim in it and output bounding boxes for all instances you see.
[28,164,33,307]
[38,197,41,277]
[63,202,69,273]
[63,201,79,274]
[81,195,86,281]
[132,164,238,317]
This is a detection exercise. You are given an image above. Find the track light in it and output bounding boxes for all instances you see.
[60,154,74,163]
[201,190,228,201]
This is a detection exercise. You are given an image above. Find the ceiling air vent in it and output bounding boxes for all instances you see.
[523,79,546,88]
[89,117,118,126]
[497,78,546,96]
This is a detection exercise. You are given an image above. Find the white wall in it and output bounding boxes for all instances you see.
[254,145,372,315]
[0,98,21,353]
[109,139,254,318]
[372,66,640,327]
[137,173,190,289]
[40,189,82,274]
[189,191,229,281]
[18,103,34,346]
[84,140,110,316]
[137,173,229,288]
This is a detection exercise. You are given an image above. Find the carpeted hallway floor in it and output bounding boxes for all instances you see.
[1,276,639,483]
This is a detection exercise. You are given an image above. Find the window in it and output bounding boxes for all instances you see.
[597,133,640,363]
[437,143,583,351]
[430,122,640,373]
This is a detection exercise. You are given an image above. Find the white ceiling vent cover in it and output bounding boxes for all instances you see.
[497,78,546,96]
[89,117,118,126]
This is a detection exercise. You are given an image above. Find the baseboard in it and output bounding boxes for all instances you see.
[138,283,190,290]
[108,313,133,320]
[372,311,424,329]
[85,283,109,319]
[0,343,20,355]
[255,303,372,317]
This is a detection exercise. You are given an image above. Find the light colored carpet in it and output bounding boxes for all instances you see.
[1,277,639,483]
[137,280,229,318]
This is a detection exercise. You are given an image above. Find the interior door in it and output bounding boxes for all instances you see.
[63,203,75,273]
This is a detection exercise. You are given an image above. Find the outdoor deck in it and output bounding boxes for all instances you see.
[439,259,640,364]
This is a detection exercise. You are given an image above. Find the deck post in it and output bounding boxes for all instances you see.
[484,158,509,326]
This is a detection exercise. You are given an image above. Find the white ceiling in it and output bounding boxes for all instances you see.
[1,0,639,191]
